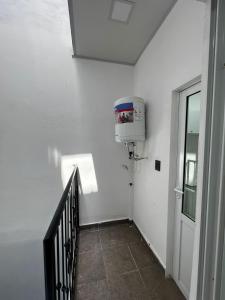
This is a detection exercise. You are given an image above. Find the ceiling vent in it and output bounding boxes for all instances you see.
[110,0,135,24]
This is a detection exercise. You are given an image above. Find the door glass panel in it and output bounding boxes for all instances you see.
[182,91,201,221]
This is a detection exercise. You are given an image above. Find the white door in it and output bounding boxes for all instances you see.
[173,83,201,299]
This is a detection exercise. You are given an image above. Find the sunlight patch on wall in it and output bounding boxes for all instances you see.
[61,154,98,195]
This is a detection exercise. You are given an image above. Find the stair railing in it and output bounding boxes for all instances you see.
[43,168,80,300]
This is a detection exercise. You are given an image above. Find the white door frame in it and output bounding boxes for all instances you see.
[166,76,201,280]
[173,83,201,299]
[197,0,225,299]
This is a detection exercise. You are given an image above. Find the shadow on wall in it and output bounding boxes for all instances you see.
[48,147,98,195]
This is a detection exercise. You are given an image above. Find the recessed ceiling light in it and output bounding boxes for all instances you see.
[110,0,135,24]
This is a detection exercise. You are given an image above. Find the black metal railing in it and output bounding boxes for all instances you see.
[44,168,80,300]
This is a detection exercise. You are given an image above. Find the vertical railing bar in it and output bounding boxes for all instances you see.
[61,215,65,300]
[73,175,77,295]
[56,229,61,300]
[69,187,73,298]
[54,237,58,300]
[44,237,56,300]
[64,202,68,299]
[71,181,74,295]
[67,194,70,297]
[75,173,79,244]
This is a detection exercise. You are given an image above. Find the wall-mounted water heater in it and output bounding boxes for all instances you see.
[114,96,146,160]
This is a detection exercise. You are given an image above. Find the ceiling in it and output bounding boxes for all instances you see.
[68,0,177,65]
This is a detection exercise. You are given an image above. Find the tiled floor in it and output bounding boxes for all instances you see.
[75,222,185,300]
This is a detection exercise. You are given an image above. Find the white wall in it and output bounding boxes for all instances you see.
[0,238,45,300]
[0,0,133,298]
[133,0,205,266]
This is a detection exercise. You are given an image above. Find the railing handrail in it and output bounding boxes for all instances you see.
[44,168,77,241]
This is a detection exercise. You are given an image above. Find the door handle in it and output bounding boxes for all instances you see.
[174,187,184,194]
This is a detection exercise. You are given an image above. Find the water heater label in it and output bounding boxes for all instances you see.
[114,102,134,124]
[134,103,144,121]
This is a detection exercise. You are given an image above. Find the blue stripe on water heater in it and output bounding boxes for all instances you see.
[114,102,133,111]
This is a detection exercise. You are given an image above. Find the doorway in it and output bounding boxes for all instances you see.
[173,83,201,299]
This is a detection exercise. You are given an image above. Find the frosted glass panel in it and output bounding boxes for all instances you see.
[182,92,201,221]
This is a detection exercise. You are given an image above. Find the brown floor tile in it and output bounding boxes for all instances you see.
[126,225,143,244]
[120,271,150,299]
[76,279,110,300]
[103,244,136,275]
[153,278,185,300]
[99,221,129,230]
[100,223,141,249]
[79,230,100,253]
[108,270,153,300]
[140,264,164,293]
[76,222,184,300]
[99,224,129,249]
[129,241,155,268]
[77,249,106,284]
[99,229,122,249]
[80,224,99,232]
[107,272,135,299]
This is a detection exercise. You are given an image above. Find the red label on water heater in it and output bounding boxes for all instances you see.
[114,102,134,124]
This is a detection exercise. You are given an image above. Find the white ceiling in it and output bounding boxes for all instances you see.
[68,0,177,65]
